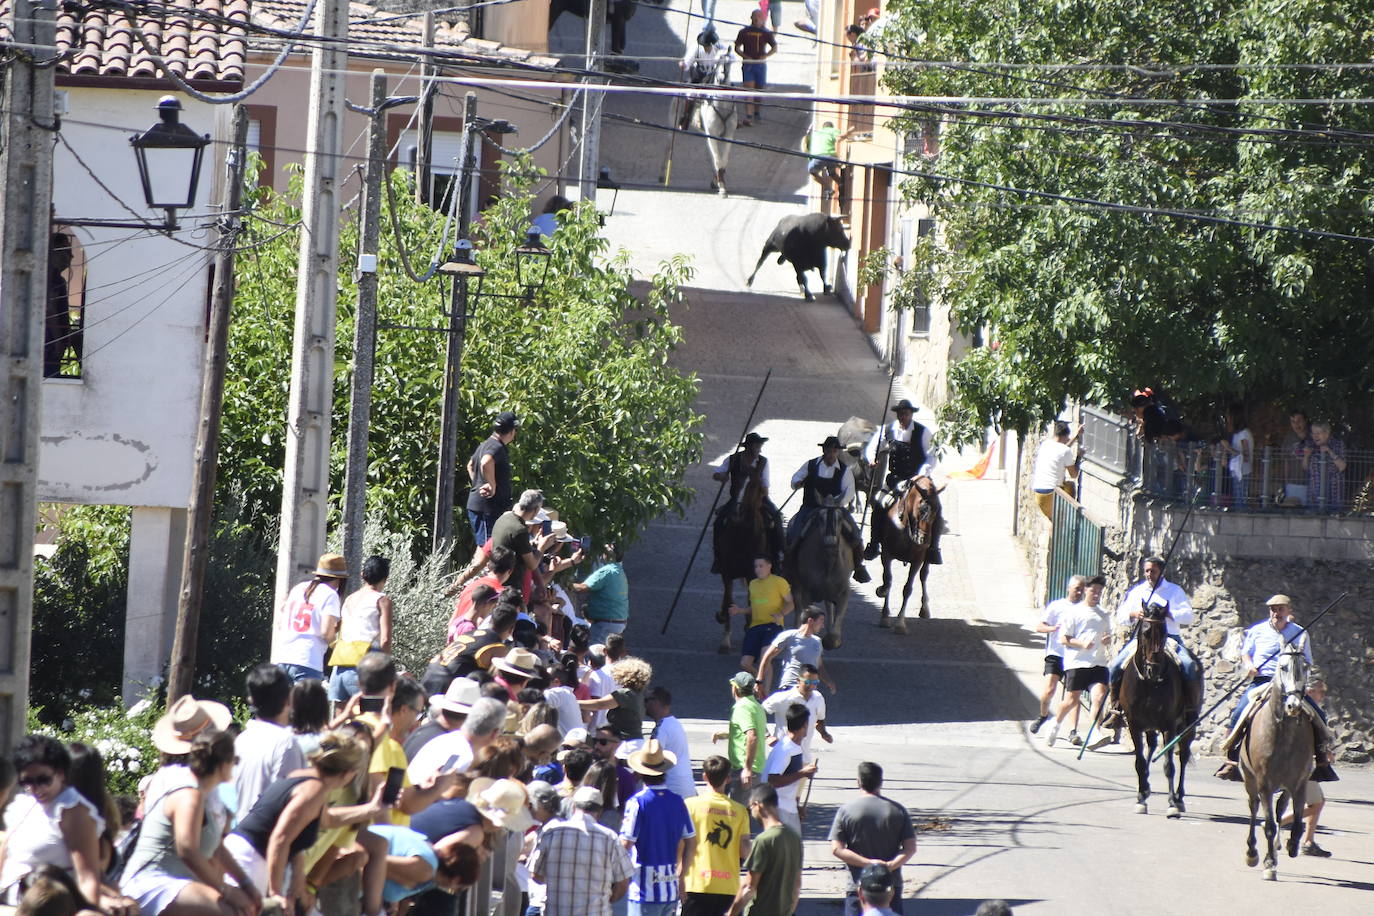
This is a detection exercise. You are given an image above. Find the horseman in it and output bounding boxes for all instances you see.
[786,436,871,583]
[863,399,944,564]
[1101,557,1202,727]
[1214,595,1338,783]
[712,432,784,568]
[679,26,731,130]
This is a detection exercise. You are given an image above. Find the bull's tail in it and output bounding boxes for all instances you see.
[746,246,772,287]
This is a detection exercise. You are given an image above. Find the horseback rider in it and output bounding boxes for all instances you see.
[679,26,731,129]
[786,436,871,583]
[1100,557,1203,728]
[1214,595,1338,783]
[863,399,944,564]
[712,432,784,567]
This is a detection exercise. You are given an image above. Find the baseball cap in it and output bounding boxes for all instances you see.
[859,863,894,893]
[730,671,756,691]
[571,785,604,806]
[494,411,519,431]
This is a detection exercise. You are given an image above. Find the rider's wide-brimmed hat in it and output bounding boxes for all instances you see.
[891,398,918,412]
[818,435,843,450]
[742,432,768,446]
[1266,594,1292,607]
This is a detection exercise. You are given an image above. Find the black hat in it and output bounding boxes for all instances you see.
[818,435,842,450]
[891,399,917,412]
[742,432,768,446]
[494,411,520,432]
[858,863,894,894]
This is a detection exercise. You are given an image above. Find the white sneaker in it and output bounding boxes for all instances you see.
[1045,725,1059,748]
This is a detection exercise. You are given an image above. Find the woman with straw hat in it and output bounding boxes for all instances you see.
[270,553,350,683]
[121,697,261,915]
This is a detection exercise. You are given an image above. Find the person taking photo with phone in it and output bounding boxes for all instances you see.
[574,543,630,644]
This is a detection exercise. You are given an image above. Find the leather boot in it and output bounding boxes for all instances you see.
[863,540,881,561]
[1099,682,1125,728]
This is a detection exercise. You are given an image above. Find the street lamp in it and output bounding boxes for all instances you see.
[437,238,487,314]
[514,227,552,296]
[54,95,211,233]
[129,96,211,230]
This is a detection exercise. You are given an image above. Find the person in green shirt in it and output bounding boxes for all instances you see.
[805,120,844,205]
[713,672,768,803]
[573,542,630,645]
[727,784,802,916]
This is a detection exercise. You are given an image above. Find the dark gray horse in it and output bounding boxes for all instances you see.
[745,213,851,301]
[1240,636,1313,881]
[784,499,854,649]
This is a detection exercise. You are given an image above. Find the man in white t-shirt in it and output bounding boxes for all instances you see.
[764,703,817,842]
[408,697,507,783]
[1030,421,1082,519]
[230,663,305,822]
[762,663,832,762]
[583,645,615,731]
[645,686,696,798]
[1046,576,1111,748]
[1031,575,1085,735]
[269,552,347,682]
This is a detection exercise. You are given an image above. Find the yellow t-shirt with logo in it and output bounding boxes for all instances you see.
[360,713,412,827]
[684,790,750,895]
[748,575,791,628]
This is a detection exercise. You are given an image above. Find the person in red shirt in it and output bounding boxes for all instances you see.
[734,9,777,126]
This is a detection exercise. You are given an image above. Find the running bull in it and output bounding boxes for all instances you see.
[745,213,851,301]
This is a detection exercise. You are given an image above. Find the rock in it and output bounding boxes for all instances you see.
[1193,583,1219,612]
[1203,628,1225,648]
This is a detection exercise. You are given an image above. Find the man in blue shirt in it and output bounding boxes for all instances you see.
[620,739,697,916]
[575,542,631,645]
[1215,595,1336,782]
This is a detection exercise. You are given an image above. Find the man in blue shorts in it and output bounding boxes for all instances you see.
[734,9,777,126]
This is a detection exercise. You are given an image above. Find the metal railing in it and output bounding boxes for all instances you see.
[1139,440,1374,514]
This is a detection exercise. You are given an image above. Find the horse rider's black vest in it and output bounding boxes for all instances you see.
[888,420,928,481]
[727,452,767,502]
[802,457,845,507]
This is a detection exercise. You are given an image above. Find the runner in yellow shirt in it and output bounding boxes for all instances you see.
[684,756,753,916]
[728,556,794,674]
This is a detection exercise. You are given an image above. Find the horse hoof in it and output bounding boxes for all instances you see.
[875,584,888,597]
[718,187,728,198]
[717,641,731,655]
[1134,803,1147,815]
[919,606,930,619]
[1166,807,1180,819]
[822,635,841,651]
[1245,853,1258,868]
[878,617,891,628]
[893,620,907,635]
[1262,868,1276,881]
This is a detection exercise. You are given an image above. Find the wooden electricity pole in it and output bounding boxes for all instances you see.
[167,108,249,703]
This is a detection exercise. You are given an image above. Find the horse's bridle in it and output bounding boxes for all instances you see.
[1132,608,1169,682]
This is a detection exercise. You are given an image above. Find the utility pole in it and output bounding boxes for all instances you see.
[342,71,388,582]
[167,108,249,703]
[578,0,608,203]
[416,11,436,205]
[277,0,350,604]
[431,92,477,555]
[0,0,55,753]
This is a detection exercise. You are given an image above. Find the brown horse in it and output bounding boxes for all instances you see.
[1119,605,1192,817]
[871,477,938,633]
[1240,636,1313,880]
[713,474,773,654]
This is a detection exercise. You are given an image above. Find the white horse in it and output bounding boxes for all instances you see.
[694,61,737,197]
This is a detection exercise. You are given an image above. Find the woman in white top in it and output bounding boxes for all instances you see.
[269,552,349,683]
[328,555,394,704]
[0,734,136,914]
[1221,405,1254,509]
[121,697,260,916]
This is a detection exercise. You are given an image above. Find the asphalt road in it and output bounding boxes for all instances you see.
[549,3,1374,912]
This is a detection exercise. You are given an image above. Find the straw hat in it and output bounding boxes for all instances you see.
[152,695,233,754]
[430,677,482,716]
[627,738,677,777]
[470,778,534,833]
[493,647,541,679]
[313,553,348,579]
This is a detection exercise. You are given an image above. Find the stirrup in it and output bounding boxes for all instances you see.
[1100,706,1124,728]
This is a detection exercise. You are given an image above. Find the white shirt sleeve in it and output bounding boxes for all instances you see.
[1165,582,1195,626]
[791,461,809,488]
[863,428,884,465]
[715,456,730,474]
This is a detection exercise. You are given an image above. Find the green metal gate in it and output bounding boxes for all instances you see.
[1046,489,1104,602]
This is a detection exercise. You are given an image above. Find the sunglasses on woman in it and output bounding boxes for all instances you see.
[19,773,54,789]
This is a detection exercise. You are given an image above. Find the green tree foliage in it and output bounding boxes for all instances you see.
[877,0,1374,443]
[229,160,702,553]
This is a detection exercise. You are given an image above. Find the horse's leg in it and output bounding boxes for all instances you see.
[918,554,931,618]
[828,590,849,651]
[1244,781,1260,867]
[893,559,916,636]
[1132,729,1149,813]
[1286,782,1305,857]
[1174,724,1190,813]
[1262,791,1278,879]
[718,577,733,654]
[878,553,892,626]
[1163,734,1180,819]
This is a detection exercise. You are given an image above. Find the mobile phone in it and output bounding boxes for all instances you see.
[359,695,385,714]
[542,519,553,536]
[579,535,592,554]
[442,753,463,774]
[382,766,405,806]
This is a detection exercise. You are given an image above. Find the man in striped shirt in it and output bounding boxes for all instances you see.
[621,740,699,915]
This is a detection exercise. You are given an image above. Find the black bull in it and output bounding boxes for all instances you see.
[746,213,852,301]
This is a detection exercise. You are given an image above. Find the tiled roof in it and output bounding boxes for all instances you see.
[12,0,251,84]
[251,0,560,69]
